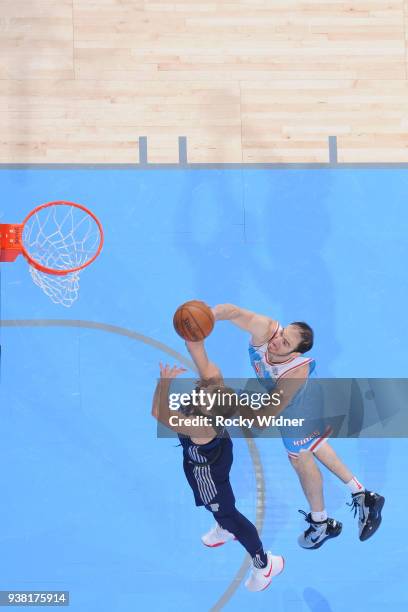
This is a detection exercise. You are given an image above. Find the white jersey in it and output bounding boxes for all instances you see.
[248,322,315,389]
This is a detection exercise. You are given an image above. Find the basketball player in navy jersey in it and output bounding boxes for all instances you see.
[211,303,385,549]
[151,339,284,592]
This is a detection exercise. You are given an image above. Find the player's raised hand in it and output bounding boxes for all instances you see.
[159,363,187,379]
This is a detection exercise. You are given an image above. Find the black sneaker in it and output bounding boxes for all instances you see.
[348,490,385,541]
[298,510,342,549]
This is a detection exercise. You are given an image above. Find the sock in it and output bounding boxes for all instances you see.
[252,548,268,569]
[311,510,328,522]
[347,477,365,495]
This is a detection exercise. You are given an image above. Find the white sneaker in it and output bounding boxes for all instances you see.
[245,552,284,592]
[201,523,236,547]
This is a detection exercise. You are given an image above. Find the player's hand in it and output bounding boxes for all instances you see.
[159,363,187,379]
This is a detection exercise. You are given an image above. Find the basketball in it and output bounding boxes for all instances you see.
[173,300,215,341]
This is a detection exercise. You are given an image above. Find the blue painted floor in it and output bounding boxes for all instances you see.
[1,168,407,611]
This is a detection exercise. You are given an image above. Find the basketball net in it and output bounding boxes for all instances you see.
[0,202,104,308]
[29,268,81,308]
[24,205,101,307]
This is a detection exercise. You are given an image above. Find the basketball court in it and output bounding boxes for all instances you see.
[1,2,408,611]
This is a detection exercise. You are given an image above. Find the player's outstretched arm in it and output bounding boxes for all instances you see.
[151,363,187,430]
[212,303,277,346]
[185,340,222,383]
[151,363,216,440]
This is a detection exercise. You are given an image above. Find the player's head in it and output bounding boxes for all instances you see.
[291,322,314,353]
[268,322,314,357]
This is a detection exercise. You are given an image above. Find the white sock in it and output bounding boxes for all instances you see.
[311,510,327,522]
[347,477,365,495]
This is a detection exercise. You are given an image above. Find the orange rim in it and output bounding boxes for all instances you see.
[21,200,104,276]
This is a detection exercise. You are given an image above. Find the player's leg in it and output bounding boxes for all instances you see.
[288,450,325,513]
[314,441,357,484]
[200,437,283,591]
[288,448,342,549]
[280,381,341,547]
[314,442,385,541]
[205,500,284,592]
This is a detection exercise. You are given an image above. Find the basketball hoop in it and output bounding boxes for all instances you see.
[0,201,104,307]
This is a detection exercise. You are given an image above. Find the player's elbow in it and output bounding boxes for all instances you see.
[151,401,163,420]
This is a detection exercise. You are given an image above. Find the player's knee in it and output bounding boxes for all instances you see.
[205,502,236,520]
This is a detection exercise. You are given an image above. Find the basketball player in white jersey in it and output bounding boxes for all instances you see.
[209,303,385,549]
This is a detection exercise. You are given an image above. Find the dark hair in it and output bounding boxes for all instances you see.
[291,321,314,353]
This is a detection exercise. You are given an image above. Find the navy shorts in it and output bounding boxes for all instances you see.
[182,436,236,512]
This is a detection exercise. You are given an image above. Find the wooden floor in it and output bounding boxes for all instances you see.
[1,0,408,163]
